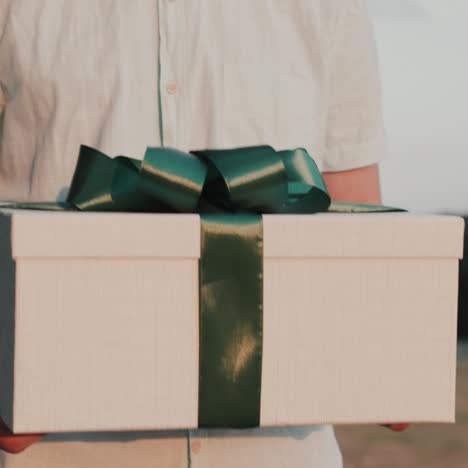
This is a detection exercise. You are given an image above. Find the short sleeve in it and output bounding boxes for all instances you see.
[322,0,386,172]
[0,4,6,112]
[0,0,10,43]
[0,0,10,89]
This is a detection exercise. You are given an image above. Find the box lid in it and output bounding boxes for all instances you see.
[263,213,465,259]
[0,210,464,259]
[1,210,200,259]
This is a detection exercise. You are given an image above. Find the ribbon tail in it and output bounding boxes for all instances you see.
[329,201,406,213]
[0,201,74,211]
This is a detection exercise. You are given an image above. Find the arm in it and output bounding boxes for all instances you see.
[322,163,382,205]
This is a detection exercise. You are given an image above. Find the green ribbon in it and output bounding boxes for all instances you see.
[2,145,402,428]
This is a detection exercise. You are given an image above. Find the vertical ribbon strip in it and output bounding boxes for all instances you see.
[199,214,263,427]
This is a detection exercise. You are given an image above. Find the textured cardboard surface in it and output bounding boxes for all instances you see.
[0,209,464,432]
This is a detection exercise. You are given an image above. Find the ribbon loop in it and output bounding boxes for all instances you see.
[140,147,207,213]
[66,146,118,211]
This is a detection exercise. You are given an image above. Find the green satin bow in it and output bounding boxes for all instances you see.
[2,145,401,428]
[38,145,394,215]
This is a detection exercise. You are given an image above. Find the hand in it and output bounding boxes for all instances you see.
[0,419,44,454]
[381,423,411,433]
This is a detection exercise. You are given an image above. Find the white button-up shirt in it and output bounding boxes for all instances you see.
[0,1,385,467]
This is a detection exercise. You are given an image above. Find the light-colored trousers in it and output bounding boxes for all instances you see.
[0,426,343,468]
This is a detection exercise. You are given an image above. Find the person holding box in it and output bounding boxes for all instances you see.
[0,1,408,467]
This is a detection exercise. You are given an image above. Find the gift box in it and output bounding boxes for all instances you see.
[0,208,464,433]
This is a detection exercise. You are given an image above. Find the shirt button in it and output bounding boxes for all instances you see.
[191,440,202,454]
[166,82,178,95]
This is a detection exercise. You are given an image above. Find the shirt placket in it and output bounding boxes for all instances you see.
[159,2,196,466]
[158,0,186,149]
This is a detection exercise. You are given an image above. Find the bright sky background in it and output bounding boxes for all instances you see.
[370,0,468,18]
[368,1,468,213]
[414,0,468,17]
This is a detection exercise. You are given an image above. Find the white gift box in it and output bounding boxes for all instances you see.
[0,208,464,433]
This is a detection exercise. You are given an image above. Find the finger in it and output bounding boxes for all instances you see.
[382,423,411,432]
